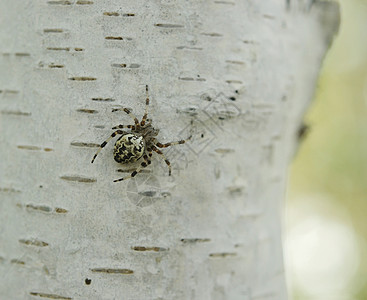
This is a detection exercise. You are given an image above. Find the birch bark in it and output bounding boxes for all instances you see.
[0,0,339,299]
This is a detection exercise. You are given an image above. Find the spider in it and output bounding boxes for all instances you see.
[91,85,191,182]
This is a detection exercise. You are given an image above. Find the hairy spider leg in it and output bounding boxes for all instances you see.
[112,108,140,128]
[140,85,150,127]
[91,130,125,163]
[151,146,172,176]
[156,135,192,148]
[113,154,152,182]
[117,168,151,174]
[112,124,135,130]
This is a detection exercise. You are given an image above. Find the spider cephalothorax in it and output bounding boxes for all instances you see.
[91,85,190,182]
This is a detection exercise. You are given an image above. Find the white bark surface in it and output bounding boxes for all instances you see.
[0,1,339,299]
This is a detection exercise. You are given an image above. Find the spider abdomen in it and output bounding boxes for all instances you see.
[114,133,145,163]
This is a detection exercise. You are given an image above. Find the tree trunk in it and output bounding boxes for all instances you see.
[0,0,339,299]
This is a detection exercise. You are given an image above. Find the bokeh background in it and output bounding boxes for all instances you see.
[285,0,367,299]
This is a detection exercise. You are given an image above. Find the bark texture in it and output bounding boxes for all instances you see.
[0,0,339,299]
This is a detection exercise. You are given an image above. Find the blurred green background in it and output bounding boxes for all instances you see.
[286,0,367,299]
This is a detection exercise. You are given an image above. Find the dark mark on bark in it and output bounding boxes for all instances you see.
[103,12,119,16]
[209,252,237,258]
[15,53,31,57]
[17,145,40,150]
[90,268,134,274]
[180,238,211,243]
[111,63,127,68]
[11,259,25,265]
[91,97,114,102]
[214,148,235,154]
[0,89,20,94]
[178,77,206,82]
[111,63,140,69]
[214,1,235,4]
[105,36,123,40]
[176,46,203,51]
[226,60,245,65]
[263,14,276,19]
[44,29,64,33]
[129,63,140,68]
[69,77,96,81]
[76,109,98,114]
[26,204,53,213]
[178,77,194,81]
[76,0,93,4]
[154,23,184,28]
[17,145,53,151]
[225,80,243,84]
[55,207,68,213]
[49,64,64,68]
[132,246,168,252]
[23,204,68,214]
[138,190,156,197]
[227,185,243,194]
[29,292,72,299]
[201,32,223,37]
[60,176,96,183]
[70,142,99,147]
[47,47,70,51]
[19,239,49,247]
[47,0,72,4]
[1,110,31,116]
[0,187,21,193]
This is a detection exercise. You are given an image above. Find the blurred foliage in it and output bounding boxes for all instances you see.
[287,0,367,298]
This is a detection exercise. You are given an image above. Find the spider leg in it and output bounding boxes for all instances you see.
[117,168,151,174]
[112,108,140,128]
[91,130,125,163]
[156,135,192,148]
[113,154,151,182]
[140,85,150,127]
[151,146,171,176]
[112,124,135,130]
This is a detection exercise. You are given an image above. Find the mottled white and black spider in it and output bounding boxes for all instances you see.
[91,85,191,182]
